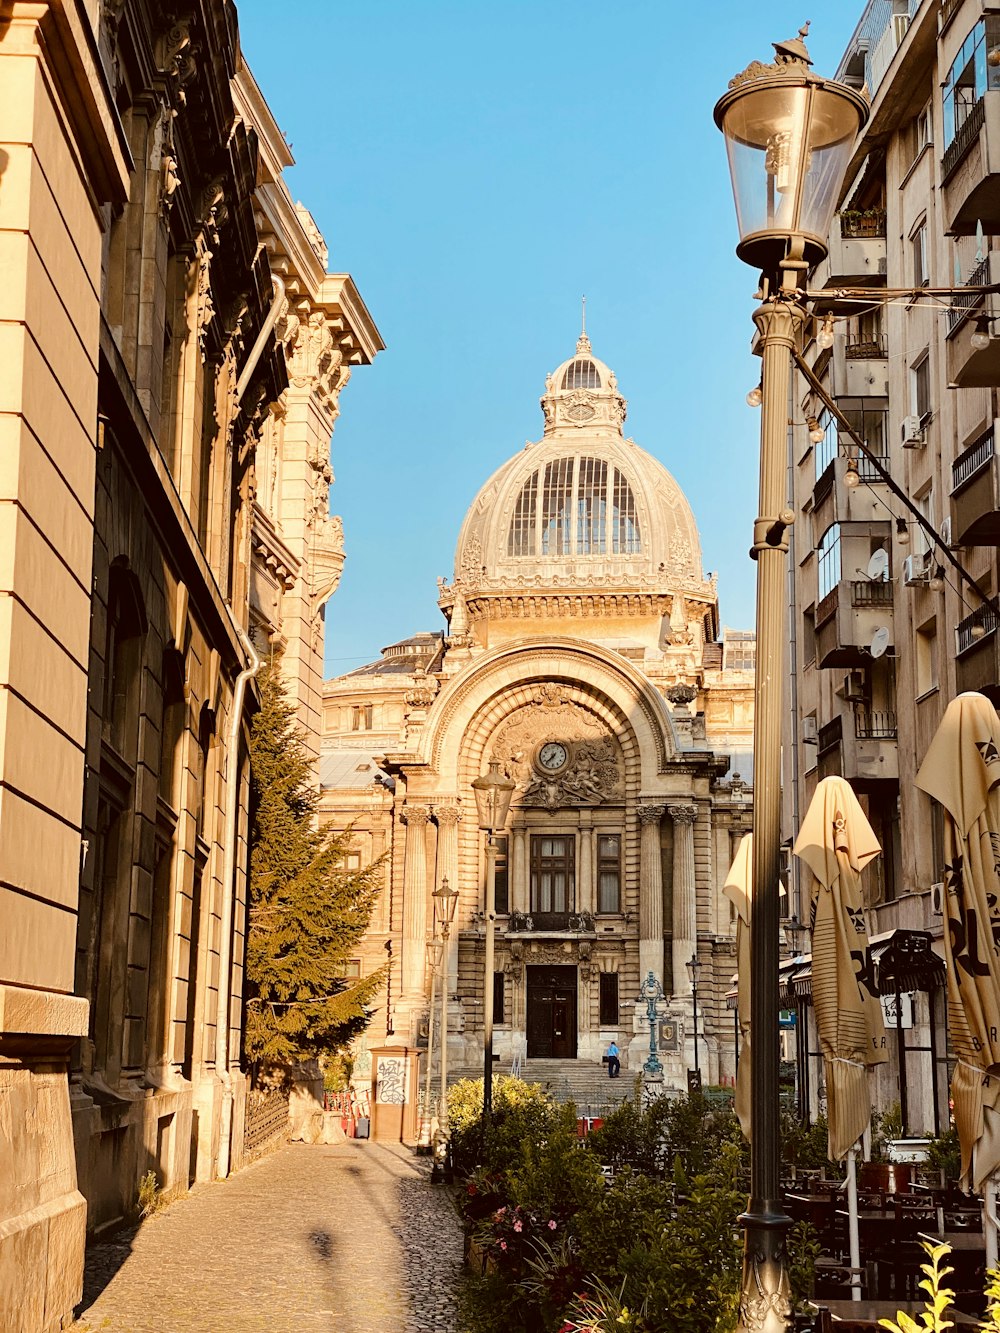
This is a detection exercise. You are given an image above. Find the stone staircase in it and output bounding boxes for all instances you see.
[449,1058,636,1118]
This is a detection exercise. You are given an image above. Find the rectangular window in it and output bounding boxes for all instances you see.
[576,457,608,554]
[599,972,619,1027]
[597,834,621,913]
[494,835,509,914]
[912,354,931,421]
[612,469,640,554]
[343,850,362,872]
[339,958,362,979]
[942,18,1000,147]
[802,608,816,667]
[508,473,538,556]
[817,525,842,601]
[916,618,937,696]
[723,630,756,671]
[915,225,928,287]
[530,834,575,915]
[931,799,946,882]
[493,971,505,1025]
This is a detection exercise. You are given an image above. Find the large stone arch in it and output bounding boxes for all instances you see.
[418,637,678,787]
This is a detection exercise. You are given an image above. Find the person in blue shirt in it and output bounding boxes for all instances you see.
[606,1041,620,1078]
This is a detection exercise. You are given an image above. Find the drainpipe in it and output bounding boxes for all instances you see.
[235,275,285,406]
[214,271,280,1175]
[214,621,260,1179]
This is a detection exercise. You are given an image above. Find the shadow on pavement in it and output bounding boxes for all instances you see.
[75,1224,138,1318]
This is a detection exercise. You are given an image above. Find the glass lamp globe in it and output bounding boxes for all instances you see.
[715,27,869,279]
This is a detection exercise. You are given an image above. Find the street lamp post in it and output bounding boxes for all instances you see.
[471,760,515,1120]
[639,970,664,1077]
[714,27,868,1333]
[687,954,701,1081]
[432,875,459,1180]
[421,936,443,1154]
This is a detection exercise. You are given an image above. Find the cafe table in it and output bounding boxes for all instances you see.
[809,1298,979,1328]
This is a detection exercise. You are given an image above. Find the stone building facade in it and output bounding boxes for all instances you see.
[781,0,1000,1141]
[321,337,754,1100]
[0,2,379,1325]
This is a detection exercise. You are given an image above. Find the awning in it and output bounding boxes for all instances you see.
[726,972,738,1011]
[778,954,811,1005]
[870,928,945,995]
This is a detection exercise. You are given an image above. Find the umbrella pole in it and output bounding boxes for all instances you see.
[986,1166,999,1272]
[847,1146,861,1301]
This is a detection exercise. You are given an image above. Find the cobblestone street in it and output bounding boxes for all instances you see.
[72,1142,464,1333]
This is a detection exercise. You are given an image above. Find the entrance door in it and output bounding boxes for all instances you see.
[526,965,577,1059]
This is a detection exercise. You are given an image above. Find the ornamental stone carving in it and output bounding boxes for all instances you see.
[401,806,430,827]
[433,806,461,826]
[667,804,698,826]
[637,804,665,826]
[310,515,345,610]
[665,684,697,706]
[489,695,622,808]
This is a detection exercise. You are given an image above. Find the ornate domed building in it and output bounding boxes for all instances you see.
[321,333,755,1119]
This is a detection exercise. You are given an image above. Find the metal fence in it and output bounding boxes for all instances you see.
[243,1087,290,1162]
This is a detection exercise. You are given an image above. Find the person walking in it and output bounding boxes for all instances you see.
[606,1040,620,1079]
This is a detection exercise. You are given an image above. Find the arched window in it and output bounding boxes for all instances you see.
[817,525,842,601]
[505,458,643,557]
[561,359,601,390]
[159,648,187,809]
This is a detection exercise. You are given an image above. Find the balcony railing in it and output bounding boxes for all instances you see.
[845,335,887,359]
[941,0,962,33]
[838,208,887,239]
[942,96,986,183]
[506,910,596,934]
[952,426,995,492]
[855,710,898,739]
[956,602,1000,654]
[851,579,894,608]
[947,254,990,334]
[856,452,890,482]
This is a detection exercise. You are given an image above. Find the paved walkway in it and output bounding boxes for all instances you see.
[72,1141,464,1333]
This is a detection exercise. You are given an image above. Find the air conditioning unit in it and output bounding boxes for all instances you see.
[903,552,931,585]
[931,881,944,916]
[801,716,818,745]
[901,415,925,447]
[940,515,952,547]
[838,669,867,702]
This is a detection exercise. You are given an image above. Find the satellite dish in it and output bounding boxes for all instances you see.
[870,626,890,659]
[867,550,889,582]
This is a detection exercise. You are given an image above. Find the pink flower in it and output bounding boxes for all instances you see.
[500,1241,507,1250]
[548,1219,557,1230]
[513,1220,522,1232]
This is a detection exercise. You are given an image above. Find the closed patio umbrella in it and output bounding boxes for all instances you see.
[915,691,1000,1256]
[794,777,887,1161]
[723,833,752,1141]
[795,777,887,1299]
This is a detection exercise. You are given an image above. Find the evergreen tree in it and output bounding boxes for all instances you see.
[245,657,385,1072]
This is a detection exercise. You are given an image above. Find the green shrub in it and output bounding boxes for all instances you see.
[448,1075,560,1178]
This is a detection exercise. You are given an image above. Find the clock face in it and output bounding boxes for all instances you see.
[538,741,569,772]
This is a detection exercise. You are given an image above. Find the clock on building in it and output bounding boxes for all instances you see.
[537,741,569,772]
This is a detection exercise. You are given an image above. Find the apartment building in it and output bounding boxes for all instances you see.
[783,0,1000,1139]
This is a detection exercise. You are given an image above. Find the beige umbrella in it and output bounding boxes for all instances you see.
[915,691,1000,1195]
[723,833,752,1141]
[794,777,888,1162]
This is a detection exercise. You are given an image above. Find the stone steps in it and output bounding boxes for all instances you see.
[448,1059,636,1118]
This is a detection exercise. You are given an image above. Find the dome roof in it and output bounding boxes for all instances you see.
[453,336,707,597]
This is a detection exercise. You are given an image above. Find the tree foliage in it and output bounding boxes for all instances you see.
[245,658,385,1071]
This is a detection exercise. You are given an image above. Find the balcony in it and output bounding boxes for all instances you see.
[955,602,1000,698]
[945,254,1000,387]
[821,210,887,288]
[817,710,899,788]
[941,92,1000,234]
[950,423,1000,544]
[505,910,596,936]
[841,333,889,397]
[812,460,890,534]
[815,578,895,669]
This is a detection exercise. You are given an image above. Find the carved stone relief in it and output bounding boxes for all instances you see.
[489,687,622,809]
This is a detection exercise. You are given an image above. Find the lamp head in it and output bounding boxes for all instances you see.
[472,759,515,832]
[715,28,869,282]
[433,874,460,926]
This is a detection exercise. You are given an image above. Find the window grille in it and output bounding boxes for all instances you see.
[576,457,608,554]
[541,458,574,555]
[612,469,641,553]
[507,472,538,556]
[561,358,601,389]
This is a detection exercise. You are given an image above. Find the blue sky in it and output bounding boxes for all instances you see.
[237,2,862,675]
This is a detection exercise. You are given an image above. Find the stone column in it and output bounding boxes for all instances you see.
[511,826,528,914]
[578,814,594,916]
[669,804,699,997]
[400,806,431,1005]
[637,804,666,983]
[371,815,389,931]
[434,805,461,990]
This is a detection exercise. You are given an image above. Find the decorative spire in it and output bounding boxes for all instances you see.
[773,22,812,67]
[577,294,591,353]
